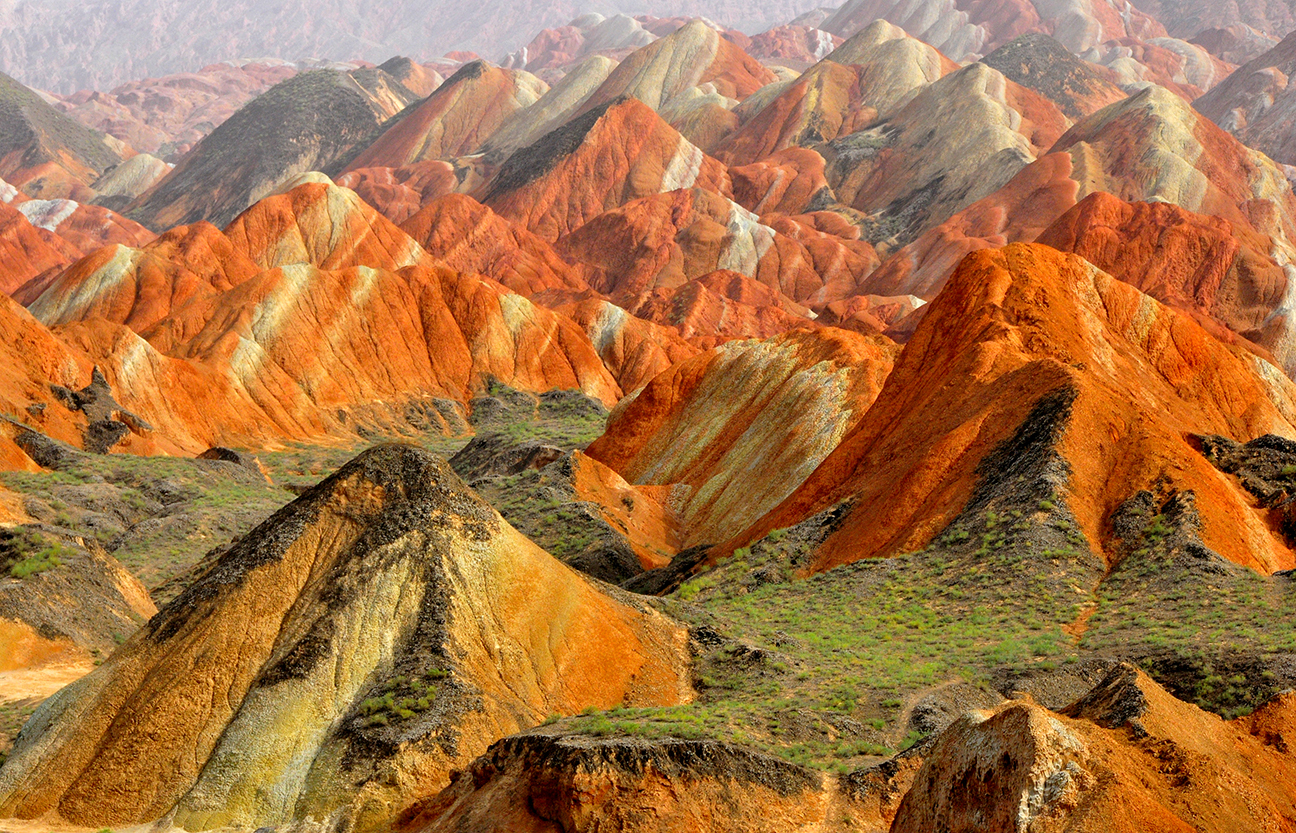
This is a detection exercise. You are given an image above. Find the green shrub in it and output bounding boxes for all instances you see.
[10,542,66,579]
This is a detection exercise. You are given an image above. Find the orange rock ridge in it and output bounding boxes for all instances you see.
[743,244,1296,575]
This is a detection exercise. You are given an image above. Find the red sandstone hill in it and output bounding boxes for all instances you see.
[733,244,1296,574]
[24,182,624,451]
[586,327,898,548]
[0,198,81,296]
[400,194,593,297]
[1036,192,1289,355]
[345,62,548,171]
[863,84,1296,370]
[478,97,732,241]
[335,162,461,225]
[0,175,156,298]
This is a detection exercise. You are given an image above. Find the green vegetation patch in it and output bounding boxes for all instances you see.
[356,668,451,727]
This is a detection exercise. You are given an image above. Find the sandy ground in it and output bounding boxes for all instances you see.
[0,658,91,704]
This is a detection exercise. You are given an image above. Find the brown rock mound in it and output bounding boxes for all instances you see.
[0,445,691,831]
[893,665,1296,832]
[335,161,460,224]
[406,733,829,833]
[1036,192,1288,356]
[223,180,431,272]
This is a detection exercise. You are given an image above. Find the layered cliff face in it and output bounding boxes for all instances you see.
[587,328,898,548]
[0,445,691,831]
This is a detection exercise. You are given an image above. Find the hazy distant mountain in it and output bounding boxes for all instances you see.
[0,0,827,92]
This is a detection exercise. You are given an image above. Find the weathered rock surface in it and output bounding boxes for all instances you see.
[335,161,461,225]
[0,528,156,670]
[980,33,1128,121]
[28,221,261,327]
[0,196,80,296]
[826,59,1068,249]
[407,732,832,833]
[748,24,841,67]
[89,153,171,207]
[481,56,619,162]
[893,666,1296,832]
